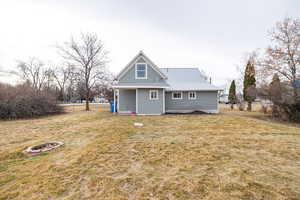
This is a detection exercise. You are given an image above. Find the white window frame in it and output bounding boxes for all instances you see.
[172,92,183,100]
[188,91,197,100]
[135,63,147,79]
[149,90,159,100]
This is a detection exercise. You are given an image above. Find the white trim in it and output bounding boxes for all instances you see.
[135,63,147,79]
[188,91,197,100]
[149,90,159,100]
[117,51,167,80]
[163,89,165,114]
[172,91,183,100]
[136,89,138,114]
[112,85,169,89]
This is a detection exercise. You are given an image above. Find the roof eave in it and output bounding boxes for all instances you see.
[112,85,170,89]
[165,89,223,91]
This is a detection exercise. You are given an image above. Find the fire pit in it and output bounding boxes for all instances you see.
[24,141,64,154]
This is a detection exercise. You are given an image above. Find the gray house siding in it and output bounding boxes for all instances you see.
[119,57,166,84]
[165,91,218,112]
[137,89,164,114]
[114,52,220,115]
[119,89,136,112]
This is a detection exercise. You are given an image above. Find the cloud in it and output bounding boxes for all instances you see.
[0,0,299,86]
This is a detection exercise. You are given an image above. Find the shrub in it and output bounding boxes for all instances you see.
[277,102,300,122]
[271,105,281,119]
[238,103,245,111]
[0,83,63,120]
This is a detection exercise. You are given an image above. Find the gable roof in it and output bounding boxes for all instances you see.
[160,68,221,91]
[117,51,168,80]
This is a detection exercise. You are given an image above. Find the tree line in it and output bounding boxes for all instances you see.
[0,33,114,119]
[13,33,114,111]
[228,17,300,122]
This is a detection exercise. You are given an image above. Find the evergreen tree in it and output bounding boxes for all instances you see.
[228,80,237,109]
[243,60,256,111]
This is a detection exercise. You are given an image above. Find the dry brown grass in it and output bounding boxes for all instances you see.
[0,105,300,199]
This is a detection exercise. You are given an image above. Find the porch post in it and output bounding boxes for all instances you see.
[113,89,116,114]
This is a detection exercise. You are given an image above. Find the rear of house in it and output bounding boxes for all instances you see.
[112,51,221,115]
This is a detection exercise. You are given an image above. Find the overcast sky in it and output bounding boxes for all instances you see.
[0,0,299,86]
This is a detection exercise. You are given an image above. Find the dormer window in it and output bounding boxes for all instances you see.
[135,63,147,79]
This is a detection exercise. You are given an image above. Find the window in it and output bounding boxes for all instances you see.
[149,90,159,100]
[188,92,196,100]
[135,63,147,79]
[172,92,182,99]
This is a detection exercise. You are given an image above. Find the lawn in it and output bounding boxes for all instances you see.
[0,105,300,200]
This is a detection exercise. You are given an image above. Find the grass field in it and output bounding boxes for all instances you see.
[0,105,300,199]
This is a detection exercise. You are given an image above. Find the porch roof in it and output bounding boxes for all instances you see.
[112,82,170,89]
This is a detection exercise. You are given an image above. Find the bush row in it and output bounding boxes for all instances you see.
[0,83,63,120]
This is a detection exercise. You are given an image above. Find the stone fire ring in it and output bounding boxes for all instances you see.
[24,141,64,154]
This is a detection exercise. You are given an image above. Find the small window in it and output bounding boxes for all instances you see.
[172,92,182,99]
[149,90,159,100]
[188,92,196,100]
[135,63,147,79]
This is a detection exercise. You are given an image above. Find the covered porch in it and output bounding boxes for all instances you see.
[113,88,137,114]
[112,87,166,115]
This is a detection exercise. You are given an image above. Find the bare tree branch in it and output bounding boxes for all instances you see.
[57,33,109,110]
[258,17,300,101]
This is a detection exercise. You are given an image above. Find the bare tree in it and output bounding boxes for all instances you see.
[52,63,75,102]
[57,33,108,110]
[260,18,300,101]
[16,58,52,93]
[66,70,80,102]
[93,72,115,101]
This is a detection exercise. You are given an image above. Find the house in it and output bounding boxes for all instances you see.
[112,51,221,115]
